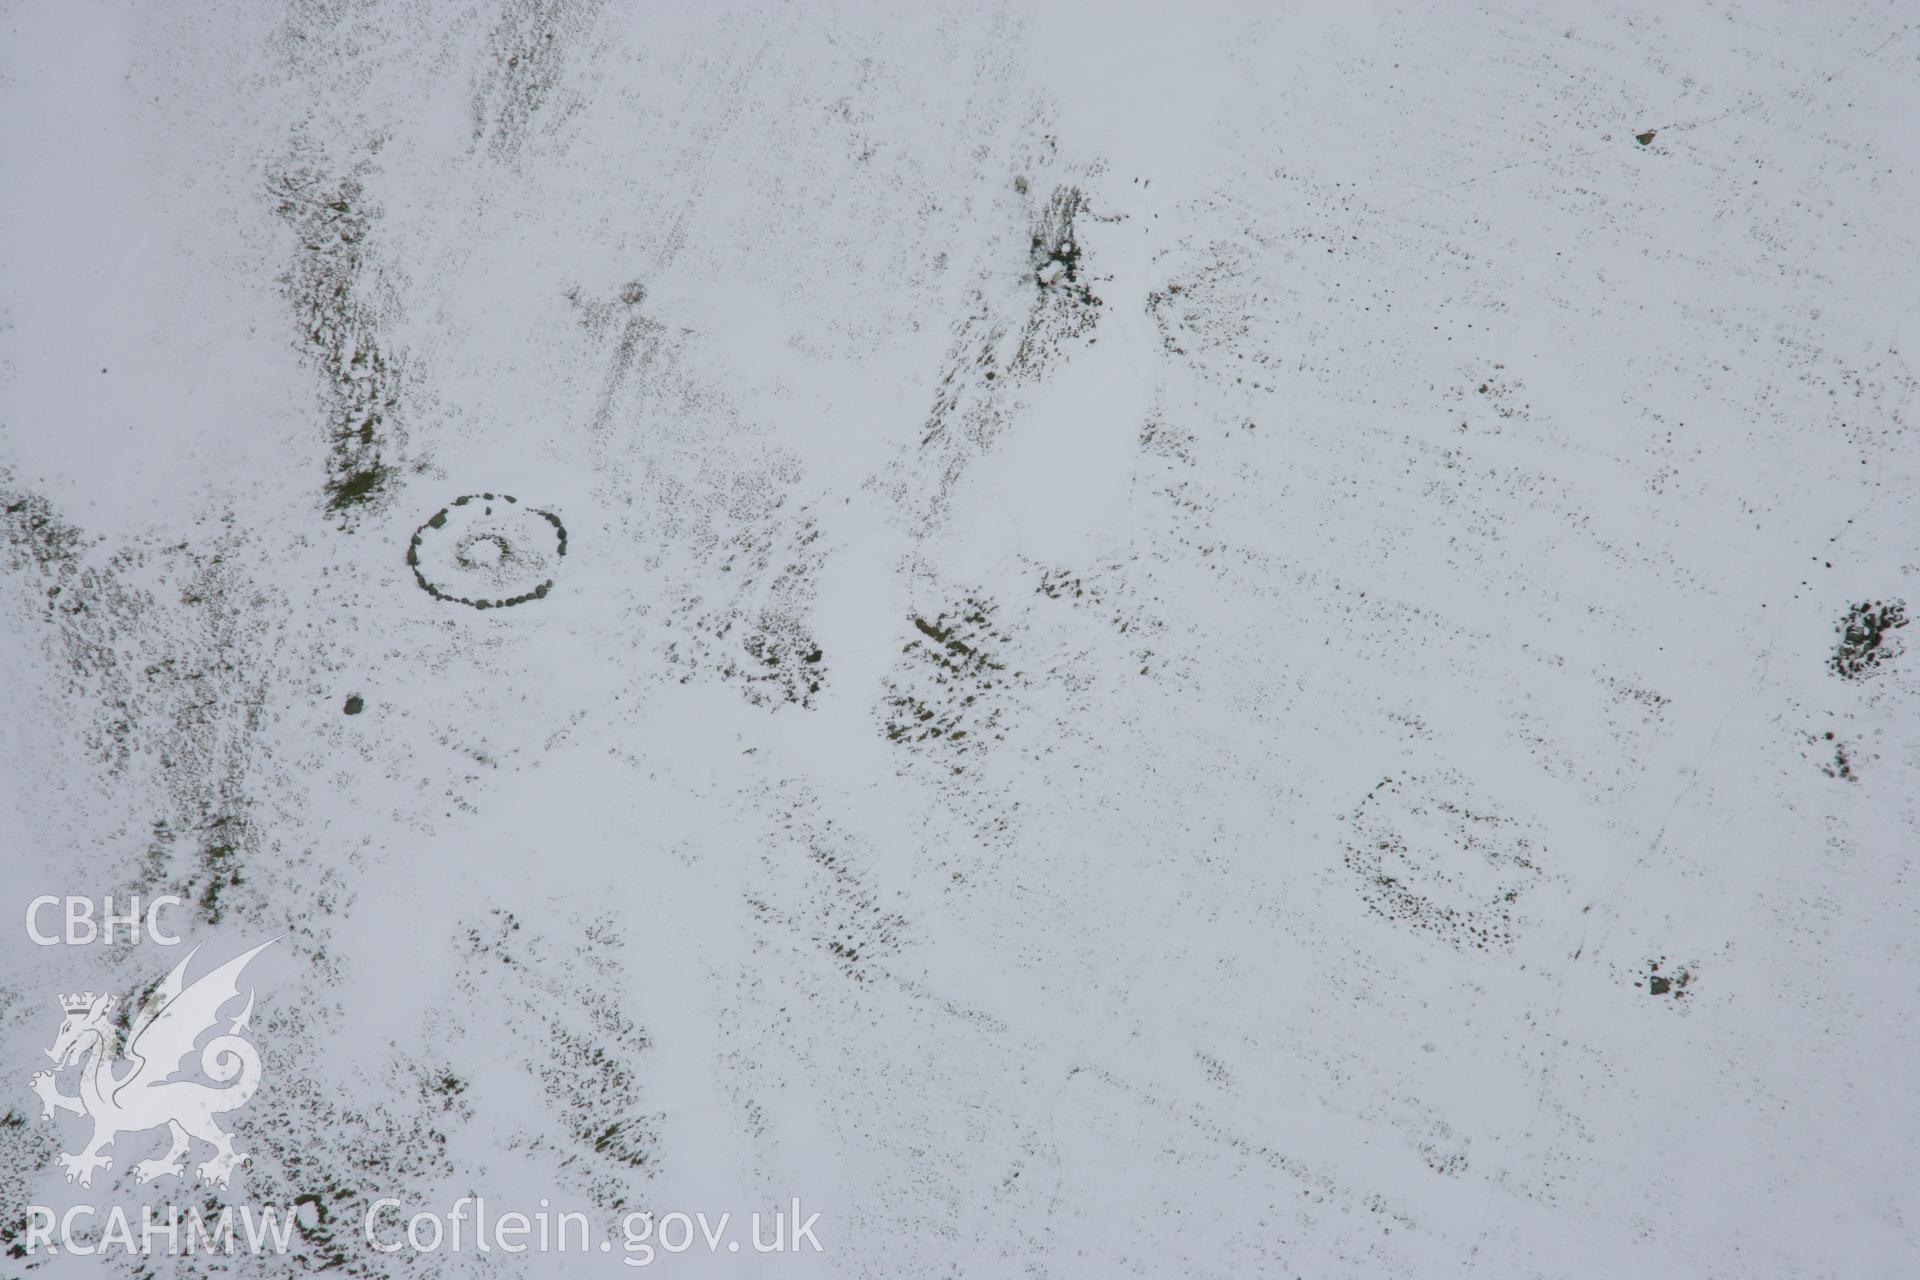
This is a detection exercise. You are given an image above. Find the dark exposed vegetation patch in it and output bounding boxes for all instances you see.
[1829,599,1906,679]
[0,1101,56,1262]
[408,493,567,609]
[3,482,269,926]
[748,824,908,985]
[1138,414,1197,465]
[1800,728,1862,781]
[443,911,659,1213]
[910,181,1114,503]
[1012,184,1105,373]
[915,302,1012,453]
[1646,958,1692,999]
[245,1043,459,1273]
[1456,363,1535,433]
[1604,678,1669,712]
[664,509,828,709]
[1144,281,1190,355]
[471,0,606,158]
[268,161,404,525]
[1343,774,1543,953]
[1361,1102,1471,1179]
[284,1186,368,1270]
[1824,736,1854,781]
[326,464,390,513]
[1030,188,1089,294]
[1035,560,1170,677]
[2,491,87,582]
[1421,1130,1469,1177]
[342,693,365,715]
[1143,250,1286,388]
[880,597,1025,772]
[667,607,825,706]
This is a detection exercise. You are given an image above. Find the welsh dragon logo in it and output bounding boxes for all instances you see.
[29,938,276,1189]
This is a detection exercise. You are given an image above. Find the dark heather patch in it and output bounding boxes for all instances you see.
[1343,773,1544,953]
[1646,958,1692,1000]
[881,595,1026,773]
[664,507,829,709]
[2,480,270,926]
[1830,599,1907,679]
[268,160,405,526]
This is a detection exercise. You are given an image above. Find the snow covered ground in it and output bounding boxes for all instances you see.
[2,2,1917,1275]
